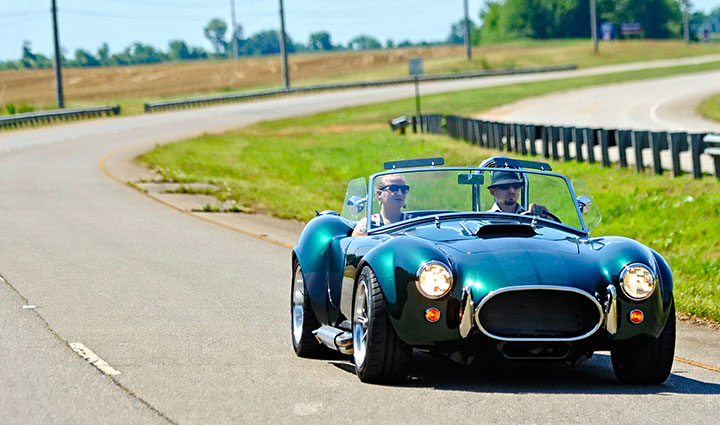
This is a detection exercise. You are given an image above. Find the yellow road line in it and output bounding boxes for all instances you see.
[674,356,720,374]
[98,145,294,250]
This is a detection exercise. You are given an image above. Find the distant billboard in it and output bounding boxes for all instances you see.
[621,23,643,36]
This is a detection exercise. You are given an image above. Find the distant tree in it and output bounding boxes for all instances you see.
[21,41,37,63]
[97,43,111,66]
[398,40,414,47]
[309,31,333,50]
[128,42,167,64]
[204,18,228,56]
[19,41,52,68]
[241,30,295,55]
[168,40,191,60]
[73,48,100,67]
[349,35,382,50]
[188,46,209,59]
[385,39,395,48]
[447,18,477,44]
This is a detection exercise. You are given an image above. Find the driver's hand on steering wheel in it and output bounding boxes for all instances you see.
[521,203,560,222]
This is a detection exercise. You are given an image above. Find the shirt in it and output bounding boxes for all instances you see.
[488,203,526,214]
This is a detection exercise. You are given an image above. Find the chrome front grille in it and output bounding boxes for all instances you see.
[475,286,603,341]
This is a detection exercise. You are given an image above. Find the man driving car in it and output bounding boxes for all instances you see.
[487,171,555,219]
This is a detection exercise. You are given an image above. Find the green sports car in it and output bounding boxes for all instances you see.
[291,156,675,384]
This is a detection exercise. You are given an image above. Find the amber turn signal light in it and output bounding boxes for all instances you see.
[425,308,441,323]
[629,309,644,324]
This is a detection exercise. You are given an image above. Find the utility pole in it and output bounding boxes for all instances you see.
[230,0,238,60]
[590,0,598,53]
[278,0,290,88]
[683,0,690,44]
[463,0,472,60]
[51,0,64,108]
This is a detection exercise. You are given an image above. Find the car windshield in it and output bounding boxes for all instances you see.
[362,167,588,232]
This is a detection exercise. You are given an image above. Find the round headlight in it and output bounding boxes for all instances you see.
[619,263,656,300]
[416,261,453,299]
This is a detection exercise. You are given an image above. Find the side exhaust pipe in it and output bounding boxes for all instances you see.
[313,325,353,354]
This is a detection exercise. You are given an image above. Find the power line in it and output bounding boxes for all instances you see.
[0,10,48,18]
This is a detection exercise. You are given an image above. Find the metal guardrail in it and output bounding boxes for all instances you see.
[144,64,578,113]
[413,114,720,180]
[0,105,121,130]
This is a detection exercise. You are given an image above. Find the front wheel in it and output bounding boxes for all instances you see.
[353,267,411,384]
[291,260,329,357]
[611,301,676,384]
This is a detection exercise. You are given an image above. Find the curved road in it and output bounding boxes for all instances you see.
[2,58,720,424]
[479,69,720,132]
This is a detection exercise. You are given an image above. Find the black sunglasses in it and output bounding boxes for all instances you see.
[380,184,410,194]
[495,183,523,190]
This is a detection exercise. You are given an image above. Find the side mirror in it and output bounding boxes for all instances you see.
[576,195,592,214]
[346,196,367,215]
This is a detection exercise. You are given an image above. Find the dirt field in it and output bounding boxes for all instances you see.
[0,46,465,107]
[3,40,720,110]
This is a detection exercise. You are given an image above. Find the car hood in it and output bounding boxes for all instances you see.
[437,235,609,298]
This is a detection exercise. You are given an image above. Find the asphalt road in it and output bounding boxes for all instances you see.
[1,57,720,424]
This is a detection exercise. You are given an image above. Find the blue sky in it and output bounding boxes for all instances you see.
[0,0,717,62]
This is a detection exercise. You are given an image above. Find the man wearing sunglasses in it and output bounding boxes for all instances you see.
[487,171,556,220]
[352,174,411,236]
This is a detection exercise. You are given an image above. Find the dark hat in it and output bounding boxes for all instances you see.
[488,171,523,188]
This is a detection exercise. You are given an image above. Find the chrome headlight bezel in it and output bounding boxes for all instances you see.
[619,263,657,301]
[415,261,453,299]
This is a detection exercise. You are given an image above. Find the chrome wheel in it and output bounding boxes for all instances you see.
[353,278,369,368]
[292,264,305,347]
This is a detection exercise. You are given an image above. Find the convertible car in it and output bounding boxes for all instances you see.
[291,156,675,384]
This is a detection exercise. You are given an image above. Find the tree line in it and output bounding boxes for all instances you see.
[0,18,447,70]
[2,1,718,70]
[477,0,719,42]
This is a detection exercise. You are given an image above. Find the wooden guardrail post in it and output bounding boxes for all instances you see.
[528,125,538,156]
[616,130,631,168]
[632,131,649,172]
[650,131,669,175]
[583,128,596,164]
[572,127,584,162]
[669,132,687,177]
[599,129,611,167]
[548,126,560,160]
[561,127,573,161]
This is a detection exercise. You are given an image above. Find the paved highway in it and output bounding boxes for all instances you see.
[1,57,719,424]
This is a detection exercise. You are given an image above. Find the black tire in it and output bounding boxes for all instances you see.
[611,300,676,384]
[291,260,329,358]
[352,267,411,384]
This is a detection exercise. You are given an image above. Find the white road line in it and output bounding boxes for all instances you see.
[69,342,122,376]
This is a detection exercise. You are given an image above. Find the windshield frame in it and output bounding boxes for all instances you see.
[365,166,589,235]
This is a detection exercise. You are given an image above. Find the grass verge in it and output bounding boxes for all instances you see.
[139,61,720,322]
[699,92,720,123]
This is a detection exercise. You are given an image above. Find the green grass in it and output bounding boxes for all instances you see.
[699,92,720,123]
[138,60,720,323]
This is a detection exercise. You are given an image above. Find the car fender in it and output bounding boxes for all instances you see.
[591,236,673,340]
[357,236,462,345]
[293,214,353,324]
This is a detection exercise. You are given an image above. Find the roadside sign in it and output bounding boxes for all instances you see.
[409,58,423,76]
[621,23,642,36]
[601,22,615,40]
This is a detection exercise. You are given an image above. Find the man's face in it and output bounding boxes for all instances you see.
[490,183,522,207]
[376,176,408,208]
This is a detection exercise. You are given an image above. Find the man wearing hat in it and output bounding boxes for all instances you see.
[487,171,555,219]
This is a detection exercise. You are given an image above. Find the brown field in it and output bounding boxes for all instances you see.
[2,40,720,112]
[0,46,465,107]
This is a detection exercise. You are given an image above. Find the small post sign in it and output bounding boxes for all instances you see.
[409,58,423,120]
[409,58,423,76]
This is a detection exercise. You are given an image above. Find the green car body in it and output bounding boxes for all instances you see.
[291,157,675,385]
